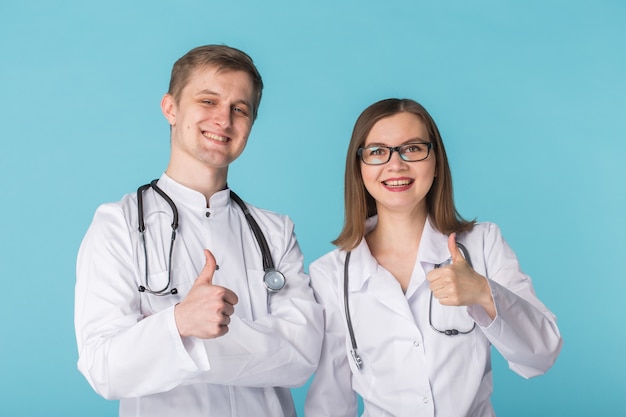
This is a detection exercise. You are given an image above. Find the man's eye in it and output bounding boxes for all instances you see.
[202,100,214,105]
[233,106,249,116]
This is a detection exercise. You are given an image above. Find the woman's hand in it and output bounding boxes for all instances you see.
[426,233,496,319]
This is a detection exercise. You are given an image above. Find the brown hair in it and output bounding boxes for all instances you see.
[168,45,264,120]
[333,98,475,250]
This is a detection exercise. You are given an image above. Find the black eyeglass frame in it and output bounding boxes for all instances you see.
[357,142,433,165]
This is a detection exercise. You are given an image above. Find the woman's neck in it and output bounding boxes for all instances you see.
[366,207,428,292]
[367,206,428,253]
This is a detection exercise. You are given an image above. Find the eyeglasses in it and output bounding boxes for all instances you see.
[357,142,433,165]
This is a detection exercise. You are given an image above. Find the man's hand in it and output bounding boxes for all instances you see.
[174,249,239,338]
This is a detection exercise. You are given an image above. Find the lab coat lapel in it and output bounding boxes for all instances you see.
[347,238,417,325]
[417,218,453,269]
[404,218,452,299]
[344,239,377,294]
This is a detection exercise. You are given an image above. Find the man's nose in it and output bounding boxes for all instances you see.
[213,105,232,128]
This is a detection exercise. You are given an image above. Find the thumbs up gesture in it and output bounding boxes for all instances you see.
[426,233,495,318]
[174,249,239,339]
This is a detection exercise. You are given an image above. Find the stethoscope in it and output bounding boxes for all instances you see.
[343,241,476,370]
[136,179,286,296]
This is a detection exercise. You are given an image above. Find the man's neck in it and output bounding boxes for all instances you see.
[165,161,228,207]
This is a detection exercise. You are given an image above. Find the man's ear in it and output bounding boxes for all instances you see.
[161,93,177,125]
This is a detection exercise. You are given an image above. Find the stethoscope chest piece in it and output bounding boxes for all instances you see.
[263,269,286,292]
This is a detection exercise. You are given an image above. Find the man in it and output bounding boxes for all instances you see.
[75,45,323,417]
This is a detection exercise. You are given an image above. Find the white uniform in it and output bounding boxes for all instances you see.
[75,174,323,417]
[305,216,562,417]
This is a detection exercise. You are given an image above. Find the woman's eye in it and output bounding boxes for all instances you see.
[368,147,385,156]
[404,143,426,153]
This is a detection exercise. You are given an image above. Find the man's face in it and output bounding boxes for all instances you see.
[162,66,256,172]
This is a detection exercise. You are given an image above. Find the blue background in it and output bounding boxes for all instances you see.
[1,0,624,416]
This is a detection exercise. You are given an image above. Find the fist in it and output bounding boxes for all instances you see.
[174,249,239,339]
[426,233,491,310]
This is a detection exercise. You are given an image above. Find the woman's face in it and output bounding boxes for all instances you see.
[360,112,436,217]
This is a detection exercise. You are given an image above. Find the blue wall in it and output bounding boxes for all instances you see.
[1,0,624,415]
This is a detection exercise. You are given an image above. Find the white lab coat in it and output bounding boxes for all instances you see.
[75,174,324,417]
[305,216,562,417]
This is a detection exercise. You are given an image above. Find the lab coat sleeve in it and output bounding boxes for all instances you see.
[75,203,204,400]
[467,223,563,378]
[304,254,359,417]
[182,216,324,388]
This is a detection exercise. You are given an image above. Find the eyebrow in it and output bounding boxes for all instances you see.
[364,138,429,147]
[196,89,252,109]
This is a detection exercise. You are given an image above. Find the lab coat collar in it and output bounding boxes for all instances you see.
[417,217,455,267]
[344,216,380,294]
[156,173,232,210]
[346,216,453,294]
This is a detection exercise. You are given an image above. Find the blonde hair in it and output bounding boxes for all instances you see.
[168,45,264,120]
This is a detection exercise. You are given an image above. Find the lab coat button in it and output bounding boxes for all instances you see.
[423,397,429,404]
[413,340,420,347]
[205,211,211,218]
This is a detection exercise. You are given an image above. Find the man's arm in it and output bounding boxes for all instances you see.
[182,215,324,388]
[75,203,203,399]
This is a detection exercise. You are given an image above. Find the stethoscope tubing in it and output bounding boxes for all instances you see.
[343,240,475,370]
[343,251,363,369]
[137,180,179,295]
[136,180,285,296]
[429,242,476,336]
[229,191,273,272]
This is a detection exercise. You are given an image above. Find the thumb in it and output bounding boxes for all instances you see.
[447,233,464,264]
[195,249,216,286]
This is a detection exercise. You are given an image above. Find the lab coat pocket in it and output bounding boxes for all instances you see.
[142,269,173,294]
[139,268,192,315]
[245,269,269,320]
[428,299,475,335]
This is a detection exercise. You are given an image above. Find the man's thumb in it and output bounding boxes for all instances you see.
[196,249,216,285]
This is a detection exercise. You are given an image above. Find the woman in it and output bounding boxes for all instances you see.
[304,98,562,417]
